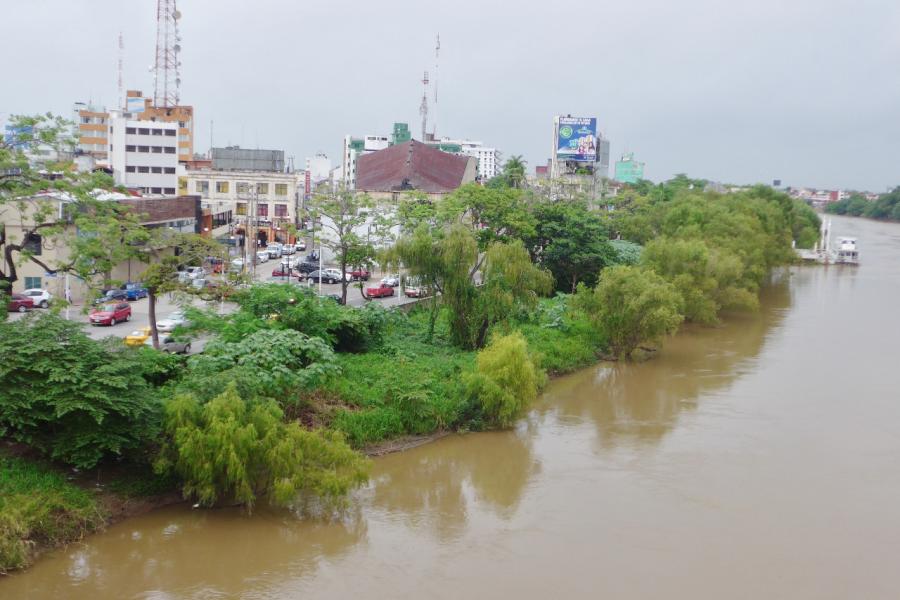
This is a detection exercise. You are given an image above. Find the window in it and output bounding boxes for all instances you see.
[138,128,150,135]
[126,145,136,152]
[164,188,176,195]
[80,116,91,124]
[178,121,186,128]
[256,183,268,195]
[151,166,162,174]
[164,167,176,174]
[274,183,288,196]
[257,204,269,217]
[151,187,162,194]
[196,180,209,194]
[138,166,150,173]
[236,182,250,195]
[236,202,247,216]
[138,145,149,153]
[126,127,136,134]
[109,145,113,151]
[24,277,41,290]
[125,166,136,173]
[152,129,163,136]
[152,146,162,153]
[212,210,232,228]
[165,129,176,137]
[274,204,288,217]
[216,181,229,193]
[22,233,41,255]
[164,147,176,154]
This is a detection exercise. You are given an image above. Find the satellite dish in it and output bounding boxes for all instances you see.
[174,44,181,52]
[173,10,181,19]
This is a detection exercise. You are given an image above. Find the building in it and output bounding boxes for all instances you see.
[341,134,390,189]
[549,115,612,200]
[211,147,285,172]
[107,112,179,194]
[423,137,500,181]
[355,140,477,200]
[72,90,195,164]
[614,152,645,184]
[182,169,303,247]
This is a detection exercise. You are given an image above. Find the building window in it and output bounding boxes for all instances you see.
[23,233,42,256]
[196,180,209,194]
[152,129,163,136]
[236,182,250,195]
[126,145,136,152]
[126,127,136,134]
[164,147,176,154]
[257,204,269,217]
[212,210,232,228]
[164,187,176,195]
[178,121,186,128]
[236,202,247,216]
[138,166,150,173]
[256,183,268,195]
[274,183,288,196]
[151,187,162,194]
[151,166,162,174]
[216,181,229,193]
[125,166,136,173]
[109,144,113,151]
[24,276,42,290]
[81,116,91,124]
[138,145,149,153]
[165,129,176,137]
[152,146,162,153]
[164,167,176,174]
[274,204,288,217]
[138,127,150,135]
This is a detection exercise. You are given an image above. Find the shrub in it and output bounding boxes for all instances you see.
[463,332,543,428]
[0,315,160,468]
[155,384,370,510]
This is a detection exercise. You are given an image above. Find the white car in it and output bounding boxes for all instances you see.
[230,258,246,272]
[295,240,307,251]
[281,244,296,255]
[321,268,352,282]
[22,288,52,308]
[256,251,269,264]
[266,244,283,258]
[185,266,206,280]
[157,311,189,333]
[381,274,400,287]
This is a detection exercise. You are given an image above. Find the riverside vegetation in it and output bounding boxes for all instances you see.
[0,164,820,571]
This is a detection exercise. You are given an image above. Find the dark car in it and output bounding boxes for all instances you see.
[7,293,34,313]
[295,262,318,275]
[121,282,148,300]
[94,289,129,304]
[89,302,132,326]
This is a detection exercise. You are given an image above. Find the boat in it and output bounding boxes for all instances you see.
[795,219,859,265]
[833,237,859,265]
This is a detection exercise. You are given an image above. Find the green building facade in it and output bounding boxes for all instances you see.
[614,153,644,184]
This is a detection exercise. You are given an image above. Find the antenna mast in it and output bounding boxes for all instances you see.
[419,71,429,141]
[153,0,182,107]
[432,34,440,138]
[117,32,124,110]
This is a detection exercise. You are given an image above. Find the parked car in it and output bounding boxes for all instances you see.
[121,282,148,301]
[90,302,132,326]
[230,258,246,272]
[349,268,370,281]
[157,311,189,333]
[22,288,52,308]
[381,274,401,287]
[365,282,395,298]
[294,262,319,275]
[185,266,206,280]
[295,240,307,251]
[308,268,350,284]
[281,244,296,255]
[266,243,284,259]
[144,335,191,354]
[256,251,270,264]
[7,293,34,312]
[94,289,129,304]
[124,326,152,347]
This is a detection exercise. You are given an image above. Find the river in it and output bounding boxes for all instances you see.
[4,215,899,599]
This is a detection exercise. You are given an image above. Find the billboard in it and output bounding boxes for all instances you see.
[126,97,145,114]
[556,116,597,162]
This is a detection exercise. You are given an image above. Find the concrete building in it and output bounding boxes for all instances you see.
[423,137,500,181]
[355,140,477,200]
[614,152,645,184]
[211,147,285,172]
[73,102,110,160]
[108,112,179,194]
[342,134,390,189]
[549,115,611,199]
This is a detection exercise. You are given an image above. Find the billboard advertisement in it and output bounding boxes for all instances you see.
[556,116,597,162]
[126,97,145,114]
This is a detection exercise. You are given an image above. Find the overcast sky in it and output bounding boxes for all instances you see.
[3,0,898,190]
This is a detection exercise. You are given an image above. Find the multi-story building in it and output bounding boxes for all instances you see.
[423,137,500,181]
[182,169,303,246]
[614,152,645,184]
[73,102,110,160]
[107,112,179,195]
[211,147,285,172]
[341,134,390,189]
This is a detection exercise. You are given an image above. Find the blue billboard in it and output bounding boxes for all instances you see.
[556,116,597,162]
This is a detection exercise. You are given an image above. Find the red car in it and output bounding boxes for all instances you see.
[89,302,132,326]
[349,268,370,281]
[365,283,395,298]
[271,266,302,279]
[7,293,34,313]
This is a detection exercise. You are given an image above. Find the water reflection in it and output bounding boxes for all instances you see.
[538,275,792,449]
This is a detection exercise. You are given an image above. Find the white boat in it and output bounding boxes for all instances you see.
[795,219,859,265]
[833,237,859,265]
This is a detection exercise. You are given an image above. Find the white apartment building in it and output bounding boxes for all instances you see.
[341,134,390,189]
[108,112,179,194]
[426,137,500,181]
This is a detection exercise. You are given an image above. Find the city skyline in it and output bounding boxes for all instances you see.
[3,0,898,191]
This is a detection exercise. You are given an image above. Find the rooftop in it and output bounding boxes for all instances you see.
[355,140,475,194]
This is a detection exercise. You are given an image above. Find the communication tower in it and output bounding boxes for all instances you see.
[117,32,124,110]
[153,0,182,107]
[419,71,429,141]
[432,34,440,138]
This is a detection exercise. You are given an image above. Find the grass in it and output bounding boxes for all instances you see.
[0,455,106,573]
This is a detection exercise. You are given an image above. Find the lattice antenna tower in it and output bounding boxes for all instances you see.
[419,71,429,141]
[432,34,440,138]
[117,32,124,109]
[153,0,182,107]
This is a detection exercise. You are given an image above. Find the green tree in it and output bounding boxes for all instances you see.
[155,384,370,510]
[574,265,683,358]
[501,155,527,189]
[438,183,537,249]
[463,332,544,428]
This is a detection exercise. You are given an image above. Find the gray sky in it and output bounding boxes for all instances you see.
[3,0,898,191]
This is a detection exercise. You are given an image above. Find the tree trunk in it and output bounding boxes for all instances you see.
[148,289,160,350]
[427,291,438,342]
[339,256,348,305]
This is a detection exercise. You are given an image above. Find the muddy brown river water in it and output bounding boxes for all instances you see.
[4,215,899,599]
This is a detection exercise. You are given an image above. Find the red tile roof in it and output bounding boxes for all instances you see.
[356,140,473,194]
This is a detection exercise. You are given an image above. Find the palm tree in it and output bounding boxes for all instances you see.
[503,155,527,189]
